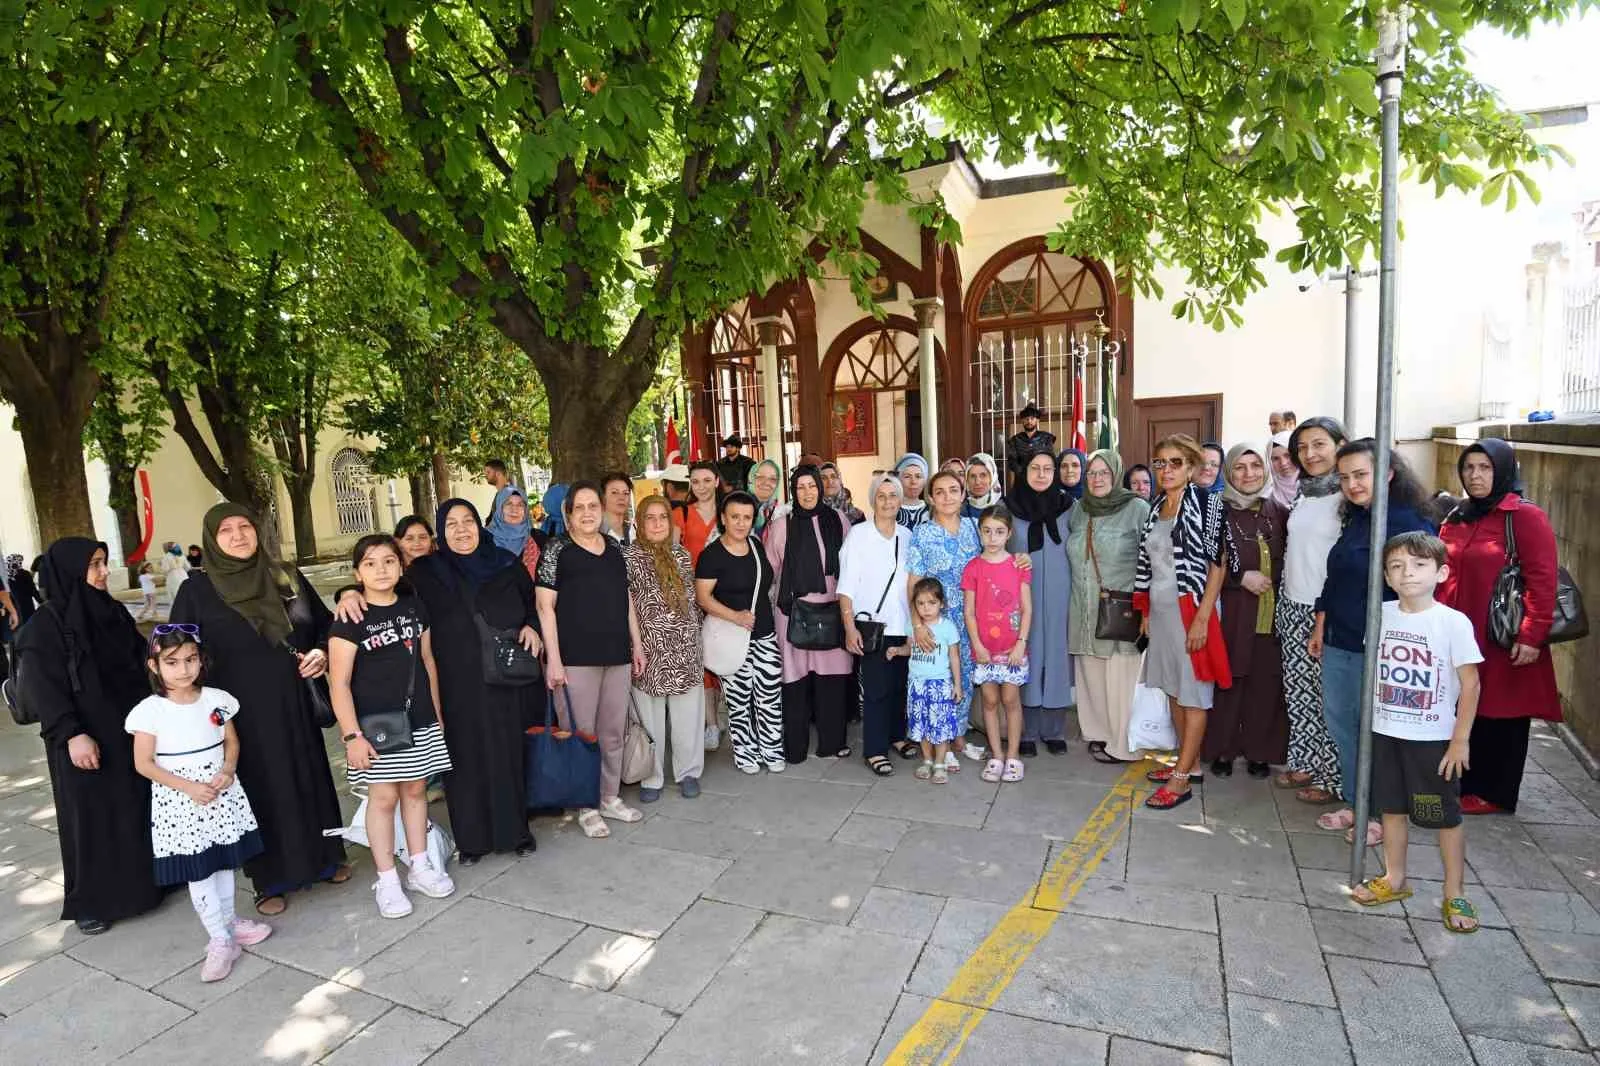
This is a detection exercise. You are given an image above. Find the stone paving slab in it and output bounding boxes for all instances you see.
[832,811,913,851]
[852,771,999,829]
[871,992,1111,1065]
[0,819,59,878]
[1228,992,1353,1066]
[150,948,281,1010]
[320,1005,461,1066]
[1551,982,1600,1048]
[429,972,675,1066]
[624,810,765,860]
[1126,818,1301,900]
[1517,927,1600,985]
[1488,885,1600,934]
[1526,824,1600,908]
[1327,955,1472,1066]
[1515,772,1600,827]
[719,776,869,840]
[0,950,95,1017]
[877,825,1051,905]
[1309,908,1426,965]
[848,885,947,942]
[1467,1035,1600,1066]
[1055,875,1219,934]
[1105,1035,1231,1065]
[0,968,191,1065]
[1465,818,1575,891]
[0,868,65,947]
[612,899,764,1014]
[539,925,654,992]
[704,834,888,924]
[1218,895,1335,1007]
[1412,921,1584,1049]
[65,889,217,989]
[984,777,1117,839]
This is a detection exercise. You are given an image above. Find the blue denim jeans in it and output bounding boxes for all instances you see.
[1320,645,1364,804]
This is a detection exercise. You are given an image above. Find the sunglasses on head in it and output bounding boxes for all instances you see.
[149,623,202,649]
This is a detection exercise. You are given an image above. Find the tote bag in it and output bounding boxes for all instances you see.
[1127,679,1178,753]
[524,686,601,810]
[323,787,455,870]
[620,692,657,786]
[703,538,763,677]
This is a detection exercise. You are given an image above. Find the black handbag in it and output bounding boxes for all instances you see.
[853,535,900,656]
[783,517,844,651]
[475,614,544,686]
[1488,511,1588,649]
[1088,518,1142,643]
[358,629,416,754]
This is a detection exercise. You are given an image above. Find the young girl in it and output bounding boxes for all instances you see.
[136,561,158,620]
[329,534,456,918]
[126,626,271,983]
[962,507,1032,783]
[894,578,965,783]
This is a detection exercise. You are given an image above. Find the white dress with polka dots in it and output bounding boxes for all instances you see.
[125,688,263,885]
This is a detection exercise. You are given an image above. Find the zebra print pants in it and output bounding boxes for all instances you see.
[725,634,784,771]
[1277,598,1342,794]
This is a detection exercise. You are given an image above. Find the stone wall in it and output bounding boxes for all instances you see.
[1434,419,1600,764]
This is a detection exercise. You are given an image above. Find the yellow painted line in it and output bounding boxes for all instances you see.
[884,760,1151,1065]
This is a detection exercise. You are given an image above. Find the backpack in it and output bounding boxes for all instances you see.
[6,602,80,727]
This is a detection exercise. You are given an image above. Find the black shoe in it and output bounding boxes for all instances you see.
[458,852,483,867]
[515,840,536,857]
[75,918,110,935]
[1018,741,1038,758]
[1247,761,1272,779]
[1210,759,1234,778]
[1044,739,1068,756]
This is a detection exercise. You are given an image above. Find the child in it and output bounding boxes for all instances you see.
[126,625,272,983]
[1351,532,1483,933]
[328,534,455,919]
[962,506,1032,784]
[894,578,966,783]
[136,562,158,621]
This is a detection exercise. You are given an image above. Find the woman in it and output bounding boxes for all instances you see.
[1195,442,1226,496]
[1439,440,1562,815]
[941,457,968,477]
[675,460,724,750]
[186,544,205,572]
[1276,416,1349,804]
[908,470,984,767]
[600,472,634,545]
[819,462,864,526]
[696,493,784,773]
[1124,464,1155,501]
[488,487,543,577]
[1312,439,1434,842]
[624,497,705,801]
[170,505,348,915]
[895,453,930,529]
[1134,435,1229,810]
[394,515,436,567]
[159,542,190,603]
[961,453,1002,520]
[1057,448,1088,503]
[767,465,854,762]
[1006,451,1074,756]
[1268,431,1299,509]
[840,473,914,775]
[1067,451,1151,763]
[1204,444,1290,778]
[538,482,645,837]
[6,553,39,626]
[15,538,162,934]
[750,459,783,534]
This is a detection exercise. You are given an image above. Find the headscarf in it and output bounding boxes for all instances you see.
[433,498,517,589]
[1221,443,1273,511]
[1123,463,1155,501]
[5,554,21,581]
[868,471,904,514]
[965,453,1002,510]
[1449,438,1522,523]
[201,502,295,645]
[777,465,844,609]
[486,487,533,555]
[895,452,929,490]
[1288,416,1348,496]
[634,496,690,615]
[37,537,146,698]
[1268,430,1300,509]
[1006,453,1069,551]
[750,458,782,533]
[540,484,569,538]
[1080,450,1141,517]
[1056,448,1088,502]
[818,462,852,515]
[166,543,183,558]
[895,452,929,519]
[1201,442,1227,496]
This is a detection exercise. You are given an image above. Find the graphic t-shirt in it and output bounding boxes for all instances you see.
[907,617,960,682]
[960,555,1031,656]
[328,596,437,729]
[1373,601,1483,741]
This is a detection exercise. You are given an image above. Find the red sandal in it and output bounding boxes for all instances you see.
[1147,766,1203,784]
[1144,786,1194,810]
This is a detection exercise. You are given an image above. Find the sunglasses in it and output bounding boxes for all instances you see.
[149,622,202,649]
[1150,458,1187,470]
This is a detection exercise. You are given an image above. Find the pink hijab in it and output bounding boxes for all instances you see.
[1269,430,1299,508]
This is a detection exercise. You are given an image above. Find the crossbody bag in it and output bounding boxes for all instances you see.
[358,626,417,754]
[1088,517,1141,643]
[853,534,899,655]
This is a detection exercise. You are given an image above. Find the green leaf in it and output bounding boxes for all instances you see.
[1178,0,1203,33]
[1221,0,1246,31]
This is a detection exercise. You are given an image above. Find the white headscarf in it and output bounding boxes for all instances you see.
[965,453,1001,509]
[1268,430,1299,508]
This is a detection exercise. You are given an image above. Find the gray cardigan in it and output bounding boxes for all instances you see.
[1065,497,1152,658]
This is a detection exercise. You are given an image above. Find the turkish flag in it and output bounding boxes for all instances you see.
[665,417,682,466]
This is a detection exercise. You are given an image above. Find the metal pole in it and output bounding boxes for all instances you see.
[1343,265,1361,433]
[1350,7,1406,889]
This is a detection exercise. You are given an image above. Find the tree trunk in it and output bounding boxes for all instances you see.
[544,370,633,481]
[282,474,317,564]
[407,470,430,519]
[431,451,452,502]
[15,405,96,549]
[106,461,144,580]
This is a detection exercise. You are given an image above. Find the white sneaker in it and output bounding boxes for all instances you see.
[406,860,456,899]
[373,875,413,918]
[598,796,643,823]
[963,744,987,762]
[704,725,721,751]
[766,760,787,774]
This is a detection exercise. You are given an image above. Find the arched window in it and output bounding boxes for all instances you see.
[823,316,947,460]
[705,300,800,464]
[331,448,377,536]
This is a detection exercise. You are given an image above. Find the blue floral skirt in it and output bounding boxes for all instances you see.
[907,677,964,744]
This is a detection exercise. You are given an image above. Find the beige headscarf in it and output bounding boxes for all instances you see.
[1221,443,1272,510]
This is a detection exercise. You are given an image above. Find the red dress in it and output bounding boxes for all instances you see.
[1437,494,1562,722]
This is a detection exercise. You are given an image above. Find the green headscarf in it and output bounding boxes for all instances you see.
[1078,449,1140,517]
[201,502,295,645]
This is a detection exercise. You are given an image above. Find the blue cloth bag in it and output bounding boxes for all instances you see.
[524,687,601,810]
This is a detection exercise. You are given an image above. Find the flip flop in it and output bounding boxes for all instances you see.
[1274,771,1314,790]
[1296,786,1340,805]
[1443,897,1480,933]
[1351,876,1413,908]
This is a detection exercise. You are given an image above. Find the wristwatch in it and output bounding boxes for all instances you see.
[342,731,362,743]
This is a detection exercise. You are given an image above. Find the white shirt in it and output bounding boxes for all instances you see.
[125,687,241,755]
[1282,492,1343,605]
[1373,601,1483,742]
[139,573,156,595]
[837,520,911,637]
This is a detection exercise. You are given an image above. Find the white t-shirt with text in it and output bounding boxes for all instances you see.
[1373,601,1483,742]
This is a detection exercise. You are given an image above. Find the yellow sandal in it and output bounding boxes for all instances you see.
[1442,897,1480,933]
[1351,876,1413,907]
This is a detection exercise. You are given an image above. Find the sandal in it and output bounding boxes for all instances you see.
[1443,897,1480,933]
[943,752,962,772]
[1144,786,1194,810]
[981,758,1003,783]
[577,808,610,839]
[894,741,921,760]
[1274,770,1314,790]
[1317,808,1356,832]
[1295,786,1340,805]
[914,760,934,781]
[1002,759,1024,783]
[931,766,948,785]
[254,892,287,917]
[1343,822,1383,846]
[325,864,353,885]
[1147,766,1201,784]
[1351,876,1412,908]
[1087,742,1124,764]
[865,755,895,777]
[833,747,852,759]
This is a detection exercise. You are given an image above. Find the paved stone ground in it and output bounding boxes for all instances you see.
[1,698,1597,1065]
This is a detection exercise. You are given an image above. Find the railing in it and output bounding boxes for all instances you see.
[1562,275,1600,415]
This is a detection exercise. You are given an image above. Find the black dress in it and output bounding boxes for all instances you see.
[16,603,162,921]
[170,572,346,893]
[407,555,539,855]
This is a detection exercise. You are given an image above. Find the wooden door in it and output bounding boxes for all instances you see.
[1130,394,1222,466]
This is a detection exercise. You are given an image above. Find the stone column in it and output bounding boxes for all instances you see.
[1529,242,1569,413]
[752,316,787,485]
[911,297,943,467]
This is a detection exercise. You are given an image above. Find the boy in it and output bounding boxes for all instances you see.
[1352,532,1483,933]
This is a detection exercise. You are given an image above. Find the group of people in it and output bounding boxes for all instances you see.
[10,413,1569,975]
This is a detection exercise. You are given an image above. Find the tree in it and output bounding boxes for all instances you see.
[84,352,166,579]
[266,0,1574,477]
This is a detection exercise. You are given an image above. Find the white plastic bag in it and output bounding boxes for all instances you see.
[1127,683,1178,753]
[324,789,455,870]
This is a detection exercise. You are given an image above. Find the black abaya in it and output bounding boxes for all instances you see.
[170,572,346,892]
[1462,715,1533,813]
[407,555,539,855]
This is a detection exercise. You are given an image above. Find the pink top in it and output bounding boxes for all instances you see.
[961,555,1031,656]
[765,511,855,684]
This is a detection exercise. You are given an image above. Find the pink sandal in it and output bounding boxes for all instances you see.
[982,759,1003,783]
[1317,808,1356,832]
[1002,759,1025,783]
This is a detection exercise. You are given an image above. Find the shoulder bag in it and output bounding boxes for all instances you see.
[703,539,762,677]
[8,602,76,727]
[620,691,657,786]
[1088,517,1142,644]
[523,686,601,810]
[282,585,338,728]
[1488,510,1588,649]
[853,534,899,656]
[471,579,543,687]
[357,627,417,754]
[784,519,844,651]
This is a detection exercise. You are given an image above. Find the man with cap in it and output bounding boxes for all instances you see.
[715,435,756,492]
[1004,402,1057,489]
[659,463,692,520]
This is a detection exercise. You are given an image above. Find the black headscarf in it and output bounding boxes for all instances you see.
[1450,439,1522,523]
[38,537,147,697]
[433,498,517,589]
[778,465,844,609]
[201,503,294,645]
[1006,453,1070,551]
